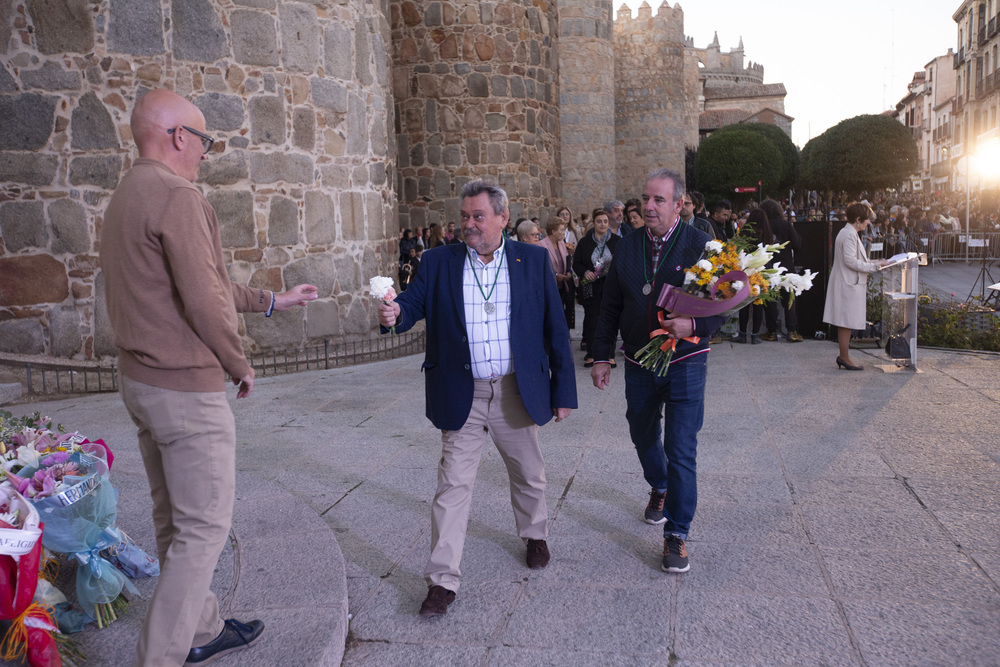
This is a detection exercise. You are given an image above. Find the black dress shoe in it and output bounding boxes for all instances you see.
[185,618,264,665]
[836,356,863,371]
[419,585,456,616]
[526,539,550,569]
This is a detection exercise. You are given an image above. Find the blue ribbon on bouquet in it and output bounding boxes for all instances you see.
[71,527,138,610]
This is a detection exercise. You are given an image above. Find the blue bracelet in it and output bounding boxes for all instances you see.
[265,291,275,317]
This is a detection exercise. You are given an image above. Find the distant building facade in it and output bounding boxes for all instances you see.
[892,51,958,196]
[950,1,1000,192]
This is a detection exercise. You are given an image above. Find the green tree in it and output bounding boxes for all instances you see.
[800,132,834,192]
[800,114,918,195]
[694,129,783,203]
[712,123,799,192]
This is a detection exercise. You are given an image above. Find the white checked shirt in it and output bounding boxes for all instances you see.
[463,241,513,379]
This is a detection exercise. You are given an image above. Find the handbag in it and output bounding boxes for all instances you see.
[884,323,912,359]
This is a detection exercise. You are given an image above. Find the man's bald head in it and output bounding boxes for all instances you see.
[130,89,209,182]
[131,89,204,154]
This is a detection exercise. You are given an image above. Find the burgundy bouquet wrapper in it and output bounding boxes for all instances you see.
[656,270,751,317]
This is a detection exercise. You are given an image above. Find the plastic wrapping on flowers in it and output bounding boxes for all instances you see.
[14,451,138,624]
[0,487,70,667]
[637,237,814,377]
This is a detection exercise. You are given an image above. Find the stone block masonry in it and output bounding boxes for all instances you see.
[613,1,688,199]
[0,0,397,359]
[391,0,561,229]
[559,0,615,220]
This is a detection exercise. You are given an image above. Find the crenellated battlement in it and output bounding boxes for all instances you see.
[614,5,764,85]
[615,1,682,21]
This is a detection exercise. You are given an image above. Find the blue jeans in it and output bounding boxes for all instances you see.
[623,356,707,540]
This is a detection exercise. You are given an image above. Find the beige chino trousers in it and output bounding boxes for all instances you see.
[424,374,548,593]
[120,376,234,667]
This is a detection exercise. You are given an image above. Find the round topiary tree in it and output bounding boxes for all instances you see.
[712,123,799,193]
[800,114,918,195]
[694,129,783,203]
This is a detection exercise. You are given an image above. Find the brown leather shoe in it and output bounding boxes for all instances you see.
[526,539,550,569]
[419,585,456,616]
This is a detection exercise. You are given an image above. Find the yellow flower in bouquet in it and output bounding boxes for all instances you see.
[637,232,814,377]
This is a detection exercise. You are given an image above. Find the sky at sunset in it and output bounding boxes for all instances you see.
[621,0,957,148]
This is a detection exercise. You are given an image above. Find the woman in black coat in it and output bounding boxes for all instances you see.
[760,199,803,341]
[730,208,772,344]
[573,209,619,367]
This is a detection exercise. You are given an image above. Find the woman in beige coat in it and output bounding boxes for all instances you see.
[823,202,889,370]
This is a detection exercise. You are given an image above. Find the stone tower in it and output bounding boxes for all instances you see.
[0,0,396,359]
[557,0,615,218]
[390,0,561,227]
[613,1,688,199]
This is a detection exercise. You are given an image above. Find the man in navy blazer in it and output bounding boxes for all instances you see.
[380,179,577,616]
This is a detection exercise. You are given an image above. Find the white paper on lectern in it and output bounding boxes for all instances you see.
[886,252,919,264]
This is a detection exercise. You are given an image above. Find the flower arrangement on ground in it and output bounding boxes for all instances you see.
[635,235,817,376]
[0,411,160,665]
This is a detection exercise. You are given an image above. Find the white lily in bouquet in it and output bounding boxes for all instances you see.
[636,234,816,376]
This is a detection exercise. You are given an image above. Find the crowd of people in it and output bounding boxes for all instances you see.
[397,186,823,357]
[394,184,1000,353]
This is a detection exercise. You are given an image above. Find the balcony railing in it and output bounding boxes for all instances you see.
[979,26,987,45]
[991,17,999,38]
[933,122,954,142]
[976,79,984,98]
[930,161,952,178]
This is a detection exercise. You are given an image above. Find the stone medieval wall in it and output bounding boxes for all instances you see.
[0,0,786,362]
[391,0,560,227]
[0,0,396,360]
[557,0,614,218]
[612,2,689,200]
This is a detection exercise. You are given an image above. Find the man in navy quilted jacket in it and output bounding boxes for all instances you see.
[591,168,723,574]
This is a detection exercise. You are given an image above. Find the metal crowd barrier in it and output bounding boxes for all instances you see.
[926,231,1000,262]
[866,231,1000,262]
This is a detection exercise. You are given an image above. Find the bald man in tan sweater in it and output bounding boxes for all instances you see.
[101,89,317,666]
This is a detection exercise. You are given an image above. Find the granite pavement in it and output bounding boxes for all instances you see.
[3,319,999,666]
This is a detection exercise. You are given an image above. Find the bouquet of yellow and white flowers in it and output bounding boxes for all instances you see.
[635,236,816,376]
